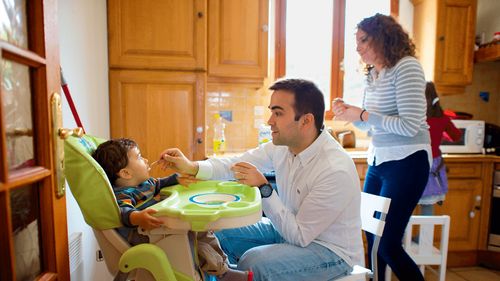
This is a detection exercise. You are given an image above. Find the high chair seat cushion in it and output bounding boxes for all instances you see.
[64,135,122,229]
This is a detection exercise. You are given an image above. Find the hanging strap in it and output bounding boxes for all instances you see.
[60,68,86,133]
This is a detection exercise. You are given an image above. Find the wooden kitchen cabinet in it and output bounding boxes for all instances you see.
[109,70,206,177]
[107,0,207,70]
[208,0,269,79]
[412,0,477,95]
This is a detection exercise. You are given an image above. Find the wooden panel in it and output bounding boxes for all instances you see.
[355,163,368,181]
[108,0,207,70]
[208,0,268,78]
[109,70,206,176]
[446,162,482,178]
[435,179,482,251]
[434,0,476,85]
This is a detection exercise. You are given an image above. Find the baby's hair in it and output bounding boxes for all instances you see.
[92,138,138,185]
[425,81,444,118]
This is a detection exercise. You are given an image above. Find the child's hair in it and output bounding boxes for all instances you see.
[425,81,444,118]
[92,138,138,185]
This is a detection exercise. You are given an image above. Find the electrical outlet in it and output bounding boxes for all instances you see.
[96,250,104,262]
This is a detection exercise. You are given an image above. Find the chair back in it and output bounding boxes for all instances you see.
[64,135,122,229]
[360,192,391,281]
[402,215,450,281]
[360,192,391,236]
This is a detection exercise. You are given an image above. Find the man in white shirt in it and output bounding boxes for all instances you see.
[161,79,363,280]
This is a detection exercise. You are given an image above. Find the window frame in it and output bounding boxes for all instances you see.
[274,0,399,120]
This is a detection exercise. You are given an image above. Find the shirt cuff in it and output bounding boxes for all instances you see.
[261,192,281,217]
[367,111,383,127]
[196,161,213,180]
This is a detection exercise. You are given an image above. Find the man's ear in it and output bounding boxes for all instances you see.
[302,113,315,127]
[117,168,132,180]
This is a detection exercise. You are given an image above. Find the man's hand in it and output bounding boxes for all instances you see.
[129,209,163,230]
[231,162,267,187]
[157,148,199,176]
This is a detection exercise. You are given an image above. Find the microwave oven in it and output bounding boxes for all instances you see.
[440,120,485,154]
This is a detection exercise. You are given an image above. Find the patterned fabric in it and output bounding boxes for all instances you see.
[113,175,178,227]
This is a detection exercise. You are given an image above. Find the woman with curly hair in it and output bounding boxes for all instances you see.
[332,14,430,281]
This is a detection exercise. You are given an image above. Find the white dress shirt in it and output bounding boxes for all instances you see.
[196,129,364,266]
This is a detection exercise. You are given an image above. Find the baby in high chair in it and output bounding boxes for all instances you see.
[92,138,253,281]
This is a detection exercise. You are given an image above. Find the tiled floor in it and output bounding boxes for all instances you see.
[391,266,500,281]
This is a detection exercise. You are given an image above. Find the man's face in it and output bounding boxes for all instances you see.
[267,90,302,148]
[125,147,150,184]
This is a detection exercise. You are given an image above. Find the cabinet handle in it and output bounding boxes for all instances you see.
[439,36,445,41]
[197,138,203,144]
[261,24,269,32]
[197,12,203,18]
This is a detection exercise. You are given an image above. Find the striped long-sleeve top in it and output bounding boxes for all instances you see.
[353,56,431,166]
[113,174,178,227]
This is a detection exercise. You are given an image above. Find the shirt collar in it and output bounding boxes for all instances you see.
[289,129,329,166]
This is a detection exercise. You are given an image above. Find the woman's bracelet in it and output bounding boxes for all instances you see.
[360,109,367,121]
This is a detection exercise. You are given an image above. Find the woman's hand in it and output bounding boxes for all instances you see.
[231,162,267,187]
[129,209,163,230]
[332,99,366,123]
[158,148,199,176]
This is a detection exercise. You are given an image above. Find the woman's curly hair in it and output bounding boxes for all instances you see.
[358,13,415,71]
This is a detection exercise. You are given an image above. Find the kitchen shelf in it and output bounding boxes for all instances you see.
[474,43,500,63]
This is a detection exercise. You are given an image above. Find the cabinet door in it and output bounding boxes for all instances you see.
[108,0,207,70]
[435,178,482,251]
[109,70,206,176]
[434,0,476,86]
[208,0,269,78]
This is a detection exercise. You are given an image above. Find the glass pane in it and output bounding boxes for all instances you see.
[0,0,29,48]
[1,59,35,170]
[285,0,333,110]
[343,1,390,106]
[11,184,42,280]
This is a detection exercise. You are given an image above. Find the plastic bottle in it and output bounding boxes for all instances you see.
[258,124,272,145]
[213,113,226,155]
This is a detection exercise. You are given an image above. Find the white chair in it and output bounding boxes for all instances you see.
[404,215,450,281]
[337,192,391,281]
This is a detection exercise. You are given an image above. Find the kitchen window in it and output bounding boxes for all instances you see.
[275,0,397,119]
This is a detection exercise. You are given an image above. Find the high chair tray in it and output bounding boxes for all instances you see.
[151,180,262,231]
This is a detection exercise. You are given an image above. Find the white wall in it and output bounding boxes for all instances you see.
[58,1,111,280]
[399,0,414,37]
[476,0,500,43]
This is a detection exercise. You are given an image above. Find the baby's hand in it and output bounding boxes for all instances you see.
[177,175,199,187]
[129,209,163,230]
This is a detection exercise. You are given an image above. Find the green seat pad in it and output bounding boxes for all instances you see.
[64,135,121,229]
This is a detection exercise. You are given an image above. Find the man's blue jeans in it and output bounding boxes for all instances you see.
[215,217,352,281]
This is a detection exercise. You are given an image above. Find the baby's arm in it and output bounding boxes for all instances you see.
[129,209,163,230]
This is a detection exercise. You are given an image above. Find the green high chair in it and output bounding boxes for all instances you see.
[64,134,262,281]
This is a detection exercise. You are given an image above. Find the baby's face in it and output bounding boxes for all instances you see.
[126,147,150,184]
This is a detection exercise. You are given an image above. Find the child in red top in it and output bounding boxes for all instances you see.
[419,82,462,215]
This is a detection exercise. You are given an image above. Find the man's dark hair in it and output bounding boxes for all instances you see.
[269,79,325,133]
[92,138,137,185]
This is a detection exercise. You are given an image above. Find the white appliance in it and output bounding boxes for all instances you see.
[440,120,485,154]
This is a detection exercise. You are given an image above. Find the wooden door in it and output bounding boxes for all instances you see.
[0,1,69,280]
[434,0,476,86]
[109,70,206,177]
[107,0,207,71]
[208,0,269,78]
